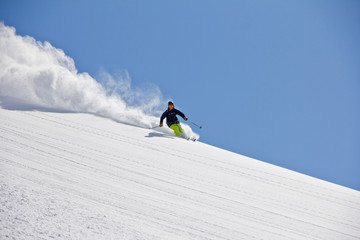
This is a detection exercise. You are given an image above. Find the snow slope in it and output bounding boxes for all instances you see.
[1,108,359,240]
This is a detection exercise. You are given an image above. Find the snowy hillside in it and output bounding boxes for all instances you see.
[1,22,360,239]
[1,108,359,240]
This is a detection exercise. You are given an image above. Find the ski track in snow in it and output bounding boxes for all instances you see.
[0,108,360,240]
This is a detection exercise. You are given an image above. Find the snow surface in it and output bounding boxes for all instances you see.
[1,21,359,239]
[1,108,359,240]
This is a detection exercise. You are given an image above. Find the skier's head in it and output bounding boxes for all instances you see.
[168,101,174,109]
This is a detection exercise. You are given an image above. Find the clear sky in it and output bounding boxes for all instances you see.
[1,0,359,190]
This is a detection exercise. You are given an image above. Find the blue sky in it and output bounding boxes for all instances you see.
[1,0,359,190]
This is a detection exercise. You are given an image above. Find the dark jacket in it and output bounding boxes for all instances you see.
[160,108,186,127]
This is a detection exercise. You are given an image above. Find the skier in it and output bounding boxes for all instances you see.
[159,101,188,137]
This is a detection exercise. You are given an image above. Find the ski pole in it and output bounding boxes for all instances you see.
[149,125,160,129]
[187,120,202,129]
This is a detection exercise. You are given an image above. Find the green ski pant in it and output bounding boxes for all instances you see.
[170,123,183,136]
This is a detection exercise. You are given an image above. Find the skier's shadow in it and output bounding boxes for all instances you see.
[145,132,174,139]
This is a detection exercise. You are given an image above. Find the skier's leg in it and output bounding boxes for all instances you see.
[178,123,184,134]
[170,124,183,136]
[170,124,180,136]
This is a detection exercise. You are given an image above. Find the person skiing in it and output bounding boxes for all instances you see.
[159,101,188,136]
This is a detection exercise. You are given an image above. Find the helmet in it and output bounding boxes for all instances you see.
[168,101,174,106]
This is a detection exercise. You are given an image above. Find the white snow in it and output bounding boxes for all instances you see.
[1,108,359,240]
[1,22,359,239]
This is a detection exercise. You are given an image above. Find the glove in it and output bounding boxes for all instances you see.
[159,123,163,127]
[184,117,188,121]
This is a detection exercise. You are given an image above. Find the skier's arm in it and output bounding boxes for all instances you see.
[160,111,167,125]
[175,109,187,120]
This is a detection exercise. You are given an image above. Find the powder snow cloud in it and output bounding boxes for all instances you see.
[0,23,163,129]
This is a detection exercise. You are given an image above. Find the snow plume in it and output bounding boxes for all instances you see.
[98,70,163,116]
[0,23,199,138]
[0,23,157,128]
